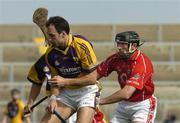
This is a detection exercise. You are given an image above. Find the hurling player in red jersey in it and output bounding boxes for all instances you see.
[48,31,157,123]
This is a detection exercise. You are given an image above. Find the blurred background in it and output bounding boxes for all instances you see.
[0,0,180,122]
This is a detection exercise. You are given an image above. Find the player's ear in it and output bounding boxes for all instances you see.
[132,43,138,48]
[62,31,66,35]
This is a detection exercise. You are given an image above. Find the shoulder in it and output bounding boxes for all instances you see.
[105,53,118,62]
[99,53,118,67]
[74,34,89,42]
[73,35,93,48]
[35,55,45,64]
[135,51,153,70]
[33,55,46,70]
[138,51,152,63]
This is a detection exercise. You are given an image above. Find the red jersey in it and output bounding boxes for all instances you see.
[97,49,154,102]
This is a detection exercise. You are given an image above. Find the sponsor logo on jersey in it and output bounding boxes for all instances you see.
[133,74,140,80]
[57,67,81,76]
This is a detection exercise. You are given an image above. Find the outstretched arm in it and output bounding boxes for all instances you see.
[100,85,136,105]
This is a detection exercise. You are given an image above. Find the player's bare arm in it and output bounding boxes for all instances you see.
[47,85,60,113]
[48,70,101,86]
[24,116,31,123]
[24,84,41,116]
[100,85,136,105]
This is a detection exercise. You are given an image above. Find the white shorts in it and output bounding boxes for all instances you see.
[110,96,157,123]
[66,113,77,123]
[56,85,99,110]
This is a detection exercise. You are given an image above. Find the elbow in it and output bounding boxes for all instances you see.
[121,90,133,100]
[123,93,132,100]
[121,85,135,100]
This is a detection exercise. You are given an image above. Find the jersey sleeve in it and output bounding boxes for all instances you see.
[27,55,46,85]
[78,41,97,73]
[96,55,114,77]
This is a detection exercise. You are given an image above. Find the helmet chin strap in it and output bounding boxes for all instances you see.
[128,43,137,53]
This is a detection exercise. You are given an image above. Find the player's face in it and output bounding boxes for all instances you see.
[116,41,129,56]
[116,41,138,58]
[47,24,67,48]
[12,93,20,100]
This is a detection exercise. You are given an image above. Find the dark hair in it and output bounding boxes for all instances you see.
[46,16,70,34]
[11,89,20,95]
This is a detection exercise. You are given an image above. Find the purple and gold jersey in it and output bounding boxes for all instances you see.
[27,34,97,89]
[3,99,25,123]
